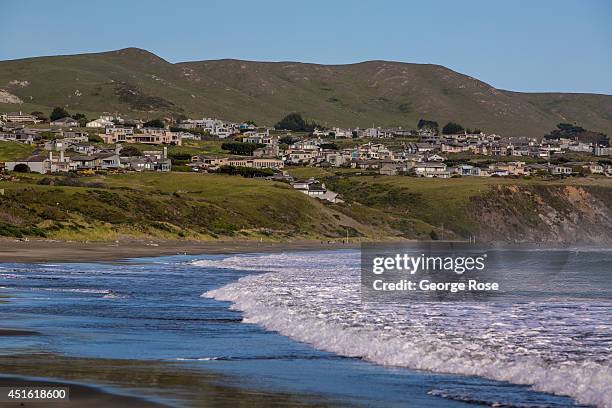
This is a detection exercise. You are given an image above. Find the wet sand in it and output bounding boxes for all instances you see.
[0,328,38,336]
[0,239,349,406]
[0,239,358,263]
[0,354,331,407]
[0,376,166,407]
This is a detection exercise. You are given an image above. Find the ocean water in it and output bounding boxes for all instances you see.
[0,248,610,407]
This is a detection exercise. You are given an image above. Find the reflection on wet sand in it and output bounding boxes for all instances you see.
[0,354,331,407]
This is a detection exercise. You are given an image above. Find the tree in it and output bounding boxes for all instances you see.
[544,123,608,147]
[274,113,318,132]
[442,122,464,135]
[50,107,70,121]
[417,119,439,133]
[144,118,165,128]
[119,145,142,157]
[221,142,263,156]
[31,111,48,122]
[218,165,274,178]
[88,134,103,143]
[320,143,338,150]
[72,113,88,127]
[279,135,297,145]
[13,163,30,173]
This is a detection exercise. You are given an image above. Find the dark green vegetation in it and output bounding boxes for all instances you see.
[49,106,70,121]
[144,118,165,128]
[1,170,611,244]
[275,113,319,132]
[48,106,88,125]
[442,121,464,134]
[544,123,609,146]
[417,119,439,132]
[1,48,611,137]
[217,165,274,178]
[220,141,263,156]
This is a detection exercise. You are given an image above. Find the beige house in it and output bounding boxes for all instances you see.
[1,111,41,123]
[227,157,283,169]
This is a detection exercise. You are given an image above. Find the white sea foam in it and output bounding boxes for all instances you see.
[170,357,221,361]
[201,251,612,408]
[38,288,111,294]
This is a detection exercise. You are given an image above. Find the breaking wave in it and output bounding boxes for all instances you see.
[201,251,612,408]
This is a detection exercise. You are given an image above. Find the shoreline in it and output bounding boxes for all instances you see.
[0,238,606,263]
[0,375,166,407]
[0,354,329,407]
[0,238,359,263]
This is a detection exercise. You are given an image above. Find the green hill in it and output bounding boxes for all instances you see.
[1,48,611,138]
[1,171,611,244]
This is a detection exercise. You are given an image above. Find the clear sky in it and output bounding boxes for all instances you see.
[2,0,611,94]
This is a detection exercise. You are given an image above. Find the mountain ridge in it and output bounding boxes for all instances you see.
[1,47,611,138]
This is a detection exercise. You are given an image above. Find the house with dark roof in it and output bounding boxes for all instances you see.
[51,117,79,127]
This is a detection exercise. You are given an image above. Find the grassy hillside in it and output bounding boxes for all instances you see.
[1,169,611,244]
[0,141,35,161]
[1,48,611,138]
[0,172,382,241]
[288,167,612,243]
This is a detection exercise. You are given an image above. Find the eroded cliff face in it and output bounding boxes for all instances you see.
[471,185,612,245]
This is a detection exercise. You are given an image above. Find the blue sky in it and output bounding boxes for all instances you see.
[2,0,611,94]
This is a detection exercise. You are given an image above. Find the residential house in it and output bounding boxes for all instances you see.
[488,161,527,176]
[440,143,469,154]
[5,154,50,173]
[86,116,114,128]
[5,151,75,174]
[227,157,284,169]
[122,148,171,172]
[1,111,41,123]
[72,152,121,170]
[102,128,182,145]
[0,129,38,144]
[290,178,342,203]
[253,144,280,158]
[285,149,319,165]
[137,128,182,145]
[242,128,271,143]
[426,153,446,162]
[454,164,483,176]
[364,127,392,138]
[69,143,96,155]
[60,130,89,142]
[379,162,404,176]
[51,117,79,127]
[189,155,228,172]
[406,142,435,154]
[102,127,134,143]
[550,165,573,176]
[331,127,353,138]
[412,162,449,178]
[594,146,612,156]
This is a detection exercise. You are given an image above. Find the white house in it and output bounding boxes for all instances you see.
[412,162,449,178]
[86,117,114,128]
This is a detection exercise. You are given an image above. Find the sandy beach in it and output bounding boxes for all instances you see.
[0,243,345,407]
[0,238,358,263]
[0,376,166,407]
[0,354,327,407]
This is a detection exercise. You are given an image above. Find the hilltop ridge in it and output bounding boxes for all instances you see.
[1,48,611,137]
